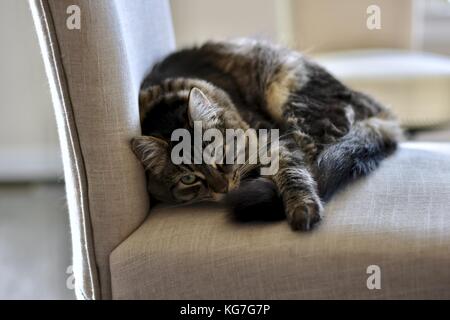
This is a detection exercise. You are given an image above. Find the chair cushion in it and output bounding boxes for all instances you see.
[110,143,450,299]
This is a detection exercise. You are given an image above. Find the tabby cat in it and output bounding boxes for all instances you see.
[132,39,401,231]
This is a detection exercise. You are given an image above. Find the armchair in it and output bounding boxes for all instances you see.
[31,0,450,299]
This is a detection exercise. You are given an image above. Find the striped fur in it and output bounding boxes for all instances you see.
[133,39,401,231]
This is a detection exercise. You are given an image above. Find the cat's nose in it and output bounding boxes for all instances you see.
[211,179,228,194]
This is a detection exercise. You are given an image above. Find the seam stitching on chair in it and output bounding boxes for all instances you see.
[38,0,100,300]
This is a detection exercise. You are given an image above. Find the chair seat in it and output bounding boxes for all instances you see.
[110,143,450,299]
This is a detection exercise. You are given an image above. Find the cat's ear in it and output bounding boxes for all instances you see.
[131,136,168,174]
[187,87,218,126]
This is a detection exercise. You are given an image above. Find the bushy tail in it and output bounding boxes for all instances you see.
[316,117,401,201]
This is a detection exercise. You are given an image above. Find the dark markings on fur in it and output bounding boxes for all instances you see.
[225,178,285,222]
[316,117,400,201]
[134,39,401,231]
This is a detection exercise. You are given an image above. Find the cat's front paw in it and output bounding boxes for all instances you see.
[286,198,323,231]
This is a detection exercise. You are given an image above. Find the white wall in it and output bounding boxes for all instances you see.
[170,0,283,48]
[423,0,450,55]
[0,0,61,180]
[170,0,420,53]
[291,0,416,53]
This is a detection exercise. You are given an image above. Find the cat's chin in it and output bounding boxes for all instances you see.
[210,192,227,202]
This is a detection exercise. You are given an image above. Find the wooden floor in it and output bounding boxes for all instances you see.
[0,183,74,299]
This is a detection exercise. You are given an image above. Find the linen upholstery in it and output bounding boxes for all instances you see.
[30,0,175,299]
[31,0,450,300]
[110,143,450,299]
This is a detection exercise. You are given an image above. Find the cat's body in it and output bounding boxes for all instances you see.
[132,39,401,230]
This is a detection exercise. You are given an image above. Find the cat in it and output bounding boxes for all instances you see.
[132,39,401,231]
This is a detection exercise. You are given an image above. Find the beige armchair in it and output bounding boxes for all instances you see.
[31,0,450,299]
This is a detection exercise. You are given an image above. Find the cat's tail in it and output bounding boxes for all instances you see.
[224,177,285,222]
[316,116,402,201]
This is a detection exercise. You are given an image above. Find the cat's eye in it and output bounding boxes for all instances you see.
[180,174,197,185]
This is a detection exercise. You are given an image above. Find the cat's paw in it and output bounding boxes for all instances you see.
[286,198,323,231]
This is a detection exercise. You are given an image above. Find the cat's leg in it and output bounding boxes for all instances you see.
[270,138,323,231]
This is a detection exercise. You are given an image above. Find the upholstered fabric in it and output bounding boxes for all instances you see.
[110,143,450,299]
[31,0,450,300]
[30,0,175,299]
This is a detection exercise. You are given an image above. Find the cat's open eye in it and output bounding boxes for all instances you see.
[180,174,197,185]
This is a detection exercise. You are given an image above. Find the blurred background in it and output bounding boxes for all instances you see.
[0,0,449,299]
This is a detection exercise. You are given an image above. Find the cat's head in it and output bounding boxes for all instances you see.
[131,87,243,204]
